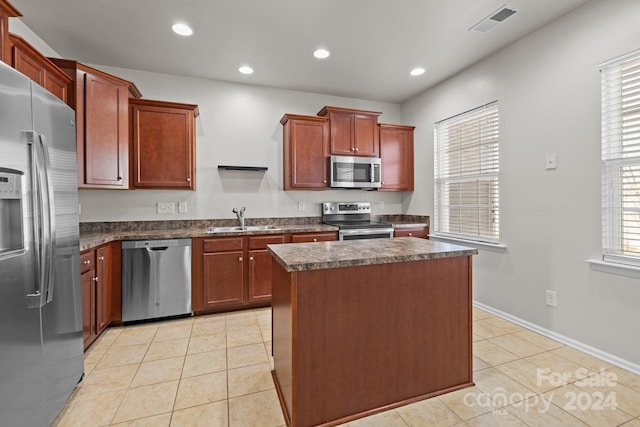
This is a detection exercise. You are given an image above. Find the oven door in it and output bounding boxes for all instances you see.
[339,228,394,240]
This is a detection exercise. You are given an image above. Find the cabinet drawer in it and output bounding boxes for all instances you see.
[204,237,244,253]
[80,250,94,273]
[248,235,285,250]
[291,232,338,243]
[393,226,428,239]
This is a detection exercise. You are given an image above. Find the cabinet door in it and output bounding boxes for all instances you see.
[44,71,69,104]
[290,232,338,243]
[203,251,244,308]
[379,125,414,191]
[248,249,273,303]
[328,112,354,155]
[84,72,129,187]
[283,116,329,189]
[130,100,197,189]
[354,114,379,156]
[81,269,96,349]
[95,245,112,333]
[11,44,44,85]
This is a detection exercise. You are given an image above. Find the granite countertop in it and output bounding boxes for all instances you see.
[80,224,338,252]
[268,237,477,272]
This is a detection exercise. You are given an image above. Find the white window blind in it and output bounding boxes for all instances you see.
[601,49,640,266]
[434,102,499,243]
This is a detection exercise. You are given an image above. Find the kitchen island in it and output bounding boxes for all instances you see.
[268,237,478,427]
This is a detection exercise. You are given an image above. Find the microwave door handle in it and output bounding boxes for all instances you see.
[370,159,375,183]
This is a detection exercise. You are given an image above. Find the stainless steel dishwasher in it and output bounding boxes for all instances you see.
[121,238,192,323]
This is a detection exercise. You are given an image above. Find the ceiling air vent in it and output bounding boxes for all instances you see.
[470,5,517,33]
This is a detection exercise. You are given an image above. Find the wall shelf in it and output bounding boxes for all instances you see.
[218,165,268,172]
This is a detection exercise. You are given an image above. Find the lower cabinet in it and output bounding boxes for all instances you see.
[393,225,429,239]
[80,242,117,350]
[193,232,335,313]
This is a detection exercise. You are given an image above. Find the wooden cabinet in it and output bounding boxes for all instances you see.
[202,238,245,309]
[7,34,71,103]
[248,235,286,303]
[317,106,381,157]
[281,114,329,190]
[393,225,429,239]
[130,99,198,189]
[379,123,415,191]
[194,234,286,313]
[290,232,338,243]
[0,0,20,65]
[80,243,115,349]
[50,58,142,189]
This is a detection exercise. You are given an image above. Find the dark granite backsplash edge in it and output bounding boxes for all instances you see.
[79,215,429,234]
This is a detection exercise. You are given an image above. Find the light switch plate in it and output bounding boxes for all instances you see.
[545,153,557,170]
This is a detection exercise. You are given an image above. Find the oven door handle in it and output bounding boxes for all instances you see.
[339,228,394,237]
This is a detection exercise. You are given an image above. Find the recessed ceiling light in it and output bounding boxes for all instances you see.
[313,49,330,59]
[239,66,254,75]
[410,67,426,77]
[172,23,193,36]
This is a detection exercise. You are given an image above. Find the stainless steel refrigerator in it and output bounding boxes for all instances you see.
[0,61,84,426]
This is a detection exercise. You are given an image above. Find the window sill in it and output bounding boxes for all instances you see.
[428,234,507,253]
[586,259,640,279]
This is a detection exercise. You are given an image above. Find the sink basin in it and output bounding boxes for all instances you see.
[206,225,281,233]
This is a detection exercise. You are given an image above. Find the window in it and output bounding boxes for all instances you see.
[433,102,499,243]
[601,49,640,266]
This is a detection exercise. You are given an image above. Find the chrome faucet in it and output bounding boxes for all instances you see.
[232,207,246,230]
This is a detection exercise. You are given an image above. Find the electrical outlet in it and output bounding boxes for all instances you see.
[78,203,81,215]
[178,202,187,213]
[545,290,558,307]
[157,202,175,214]
[545,153,557,170]
[379,201,385,210]
[298,201,305,212]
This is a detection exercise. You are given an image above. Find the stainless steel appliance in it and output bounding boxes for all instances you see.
[330,155,381,189]
[121,239,192,323]
[322,202,394,240]
[0,61,83,426]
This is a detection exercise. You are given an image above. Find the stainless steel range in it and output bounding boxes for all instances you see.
[322,202,394,240]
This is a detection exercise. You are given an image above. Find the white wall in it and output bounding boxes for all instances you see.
[403,0,640,368]
[81,67,406,222]
[10,18,407,223]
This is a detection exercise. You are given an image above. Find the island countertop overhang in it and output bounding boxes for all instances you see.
[267,236,478,272]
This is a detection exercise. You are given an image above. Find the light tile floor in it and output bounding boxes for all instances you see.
[53,307,640,427]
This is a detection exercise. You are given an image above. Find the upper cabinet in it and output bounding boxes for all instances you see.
[129,99,199,190]
[281,114,329,190]
[8,34,71,104]
[50,58,142,189]
[0,0,20,64]
[379,123,415,191]
[317,106,381,157]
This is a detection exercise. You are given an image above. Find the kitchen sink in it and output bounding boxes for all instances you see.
[206,225,281,233]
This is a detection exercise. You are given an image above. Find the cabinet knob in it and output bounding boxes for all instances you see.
[313,238,318,242]
[239,257,243,262]
[83,259,91,265]
[354,147,359,152]
[187,177,191,182]
[98,255,104,261]
[92,277,99,282]
[408,233,413,237]
[323,180,327,184]
[249,256,254,261]
[117,176,122,181]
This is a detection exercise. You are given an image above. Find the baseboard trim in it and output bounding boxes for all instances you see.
[473,301,640,376]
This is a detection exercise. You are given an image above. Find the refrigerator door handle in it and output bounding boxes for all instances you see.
[25,132,57,308]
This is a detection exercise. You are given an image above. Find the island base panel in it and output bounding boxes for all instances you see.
[271,256,473,427]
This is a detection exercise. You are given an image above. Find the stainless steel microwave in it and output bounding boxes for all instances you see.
[330,155,381,189]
